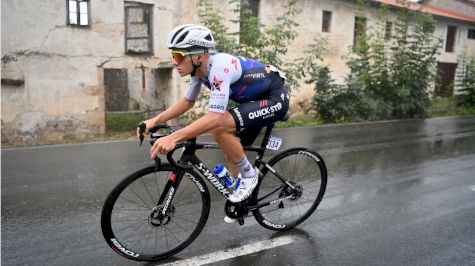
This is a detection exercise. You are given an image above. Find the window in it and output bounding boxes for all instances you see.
[384,21,392,40]
[125,2,153,55]
[445,25,457,53]
[249,0,260,17]
[468,29,475,39]
[67,0,90,26]
[354,16,367,48]
[322,10,332,33]
[240,0,260,45]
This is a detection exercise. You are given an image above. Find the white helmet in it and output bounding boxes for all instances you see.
[167,24,215,49]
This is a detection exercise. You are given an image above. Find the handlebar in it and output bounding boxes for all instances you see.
[137,121,173,146]
[165,143,193,170]
[137,121,192,170]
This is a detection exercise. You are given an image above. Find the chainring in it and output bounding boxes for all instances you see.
[224,201,247,219]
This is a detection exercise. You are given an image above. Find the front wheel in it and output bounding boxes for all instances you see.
[101,165,210,261]
[252,148,327,231]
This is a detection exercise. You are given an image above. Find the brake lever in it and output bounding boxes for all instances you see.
[138,121,146,146]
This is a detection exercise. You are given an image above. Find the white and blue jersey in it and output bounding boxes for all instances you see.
[185,52,286,113]
[185,52,290,142]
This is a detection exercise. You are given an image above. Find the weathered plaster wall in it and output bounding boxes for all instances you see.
[435,17,475,63]
[1,0,175,145]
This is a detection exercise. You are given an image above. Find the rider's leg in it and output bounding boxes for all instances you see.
[211,112,258,204]
[210,112,253,178]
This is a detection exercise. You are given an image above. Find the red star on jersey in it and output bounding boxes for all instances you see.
[211,75,223,91]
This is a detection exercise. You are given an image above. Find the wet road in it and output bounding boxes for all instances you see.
[2,116,475,265]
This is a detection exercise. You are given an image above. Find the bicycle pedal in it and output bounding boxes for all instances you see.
[238,218,245,225]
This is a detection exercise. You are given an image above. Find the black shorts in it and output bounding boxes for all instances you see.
[229,77,290,145]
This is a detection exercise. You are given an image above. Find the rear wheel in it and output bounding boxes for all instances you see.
[252,148,327,231]
[101,165,210,261]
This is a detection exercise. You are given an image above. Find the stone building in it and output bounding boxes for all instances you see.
[2,0,475,145]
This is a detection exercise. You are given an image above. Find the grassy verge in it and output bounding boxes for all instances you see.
[428,97,475,117]
[106,113,144,132]
[103,97,475,138]
[67,99,475,144]
[275,118,322,128]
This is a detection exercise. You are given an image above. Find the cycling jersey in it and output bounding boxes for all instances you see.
[184,52,289,138]
[185,52,286,112]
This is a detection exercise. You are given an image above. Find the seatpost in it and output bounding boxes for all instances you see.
[261,124,275,149]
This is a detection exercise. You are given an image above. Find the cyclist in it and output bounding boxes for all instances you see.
[137,24,289,208]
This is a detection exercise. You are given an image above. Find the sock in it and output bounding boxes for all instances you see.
[235,157,256,179]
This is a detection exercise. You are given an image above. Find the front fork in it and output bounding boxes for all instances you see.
[156,170,185,214]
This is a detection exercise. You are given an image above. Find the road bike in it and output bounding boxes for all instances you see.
[101,117,327,261]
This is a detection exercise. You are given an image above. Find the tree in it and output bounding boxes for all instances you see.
[197,0,309,91]
[314,1,442,123]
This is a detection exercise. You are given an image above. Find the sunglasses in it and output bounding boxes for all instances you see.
[171,50,205,64]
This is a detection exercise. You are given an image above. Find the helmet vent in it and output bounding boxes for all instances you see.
[176,31,189,45]
[171,28,185,43]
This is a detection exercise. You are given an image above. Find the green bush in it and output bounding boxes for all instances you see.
[457,58,475,107]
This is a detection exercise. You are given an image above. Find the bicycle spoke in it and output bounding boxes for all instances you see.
[154,229,159,255]
[143,226,154,252]
[117,195,151,210]
[112,217,148,223]
[118,220,149,246]
[171,220,192,234]
[101,165,214,260]
[113,218,146,234]
[154,172,163,201]
[254,149,326,230]
[141,177,155,204]
[257,185,283,202]
[174,210,202,217]
[164,225,182,244]
[128,186,153,209]
[173,215,199,225]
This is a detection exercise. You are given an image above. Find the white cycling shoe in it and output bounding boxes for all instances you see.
[224,169,259,223]
[224,216,237,223]
[228,169,259,203]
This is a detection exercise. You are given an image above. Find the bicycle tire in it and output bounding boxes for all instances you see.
[101,164,210,261]
[252,147,327,231]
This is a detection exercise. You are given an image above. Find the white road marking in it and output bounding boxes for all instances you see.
[160,235,295,266]
[470,185,475,192]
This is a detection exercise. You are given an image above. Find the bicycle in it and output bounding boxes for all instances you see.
[101,116,327,261]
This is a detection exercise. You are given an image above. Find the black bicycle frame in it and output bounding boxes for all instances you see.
[154,123,293,215]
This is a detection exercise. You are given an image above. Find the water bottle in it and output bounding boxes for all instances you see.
[213,164,235,189]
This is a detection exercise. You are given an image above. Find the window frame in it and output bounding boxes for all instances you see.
[445,25,457,53]
[384,21,393,40]
[468,29,475,40]
[66,0,91,27]
[249,0,260,17]
[322,10,332,33]
[124,2,154,55]
[353,16,367,48]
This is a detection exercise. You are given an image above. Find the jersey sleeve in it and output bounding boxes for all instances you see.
[207,53,242,114]
[184,76,202,101]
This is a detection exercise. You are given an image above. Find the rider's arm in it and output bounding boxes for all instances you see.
[168,111,225,142]
[143,77,202,130]
[149,97,195,127]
